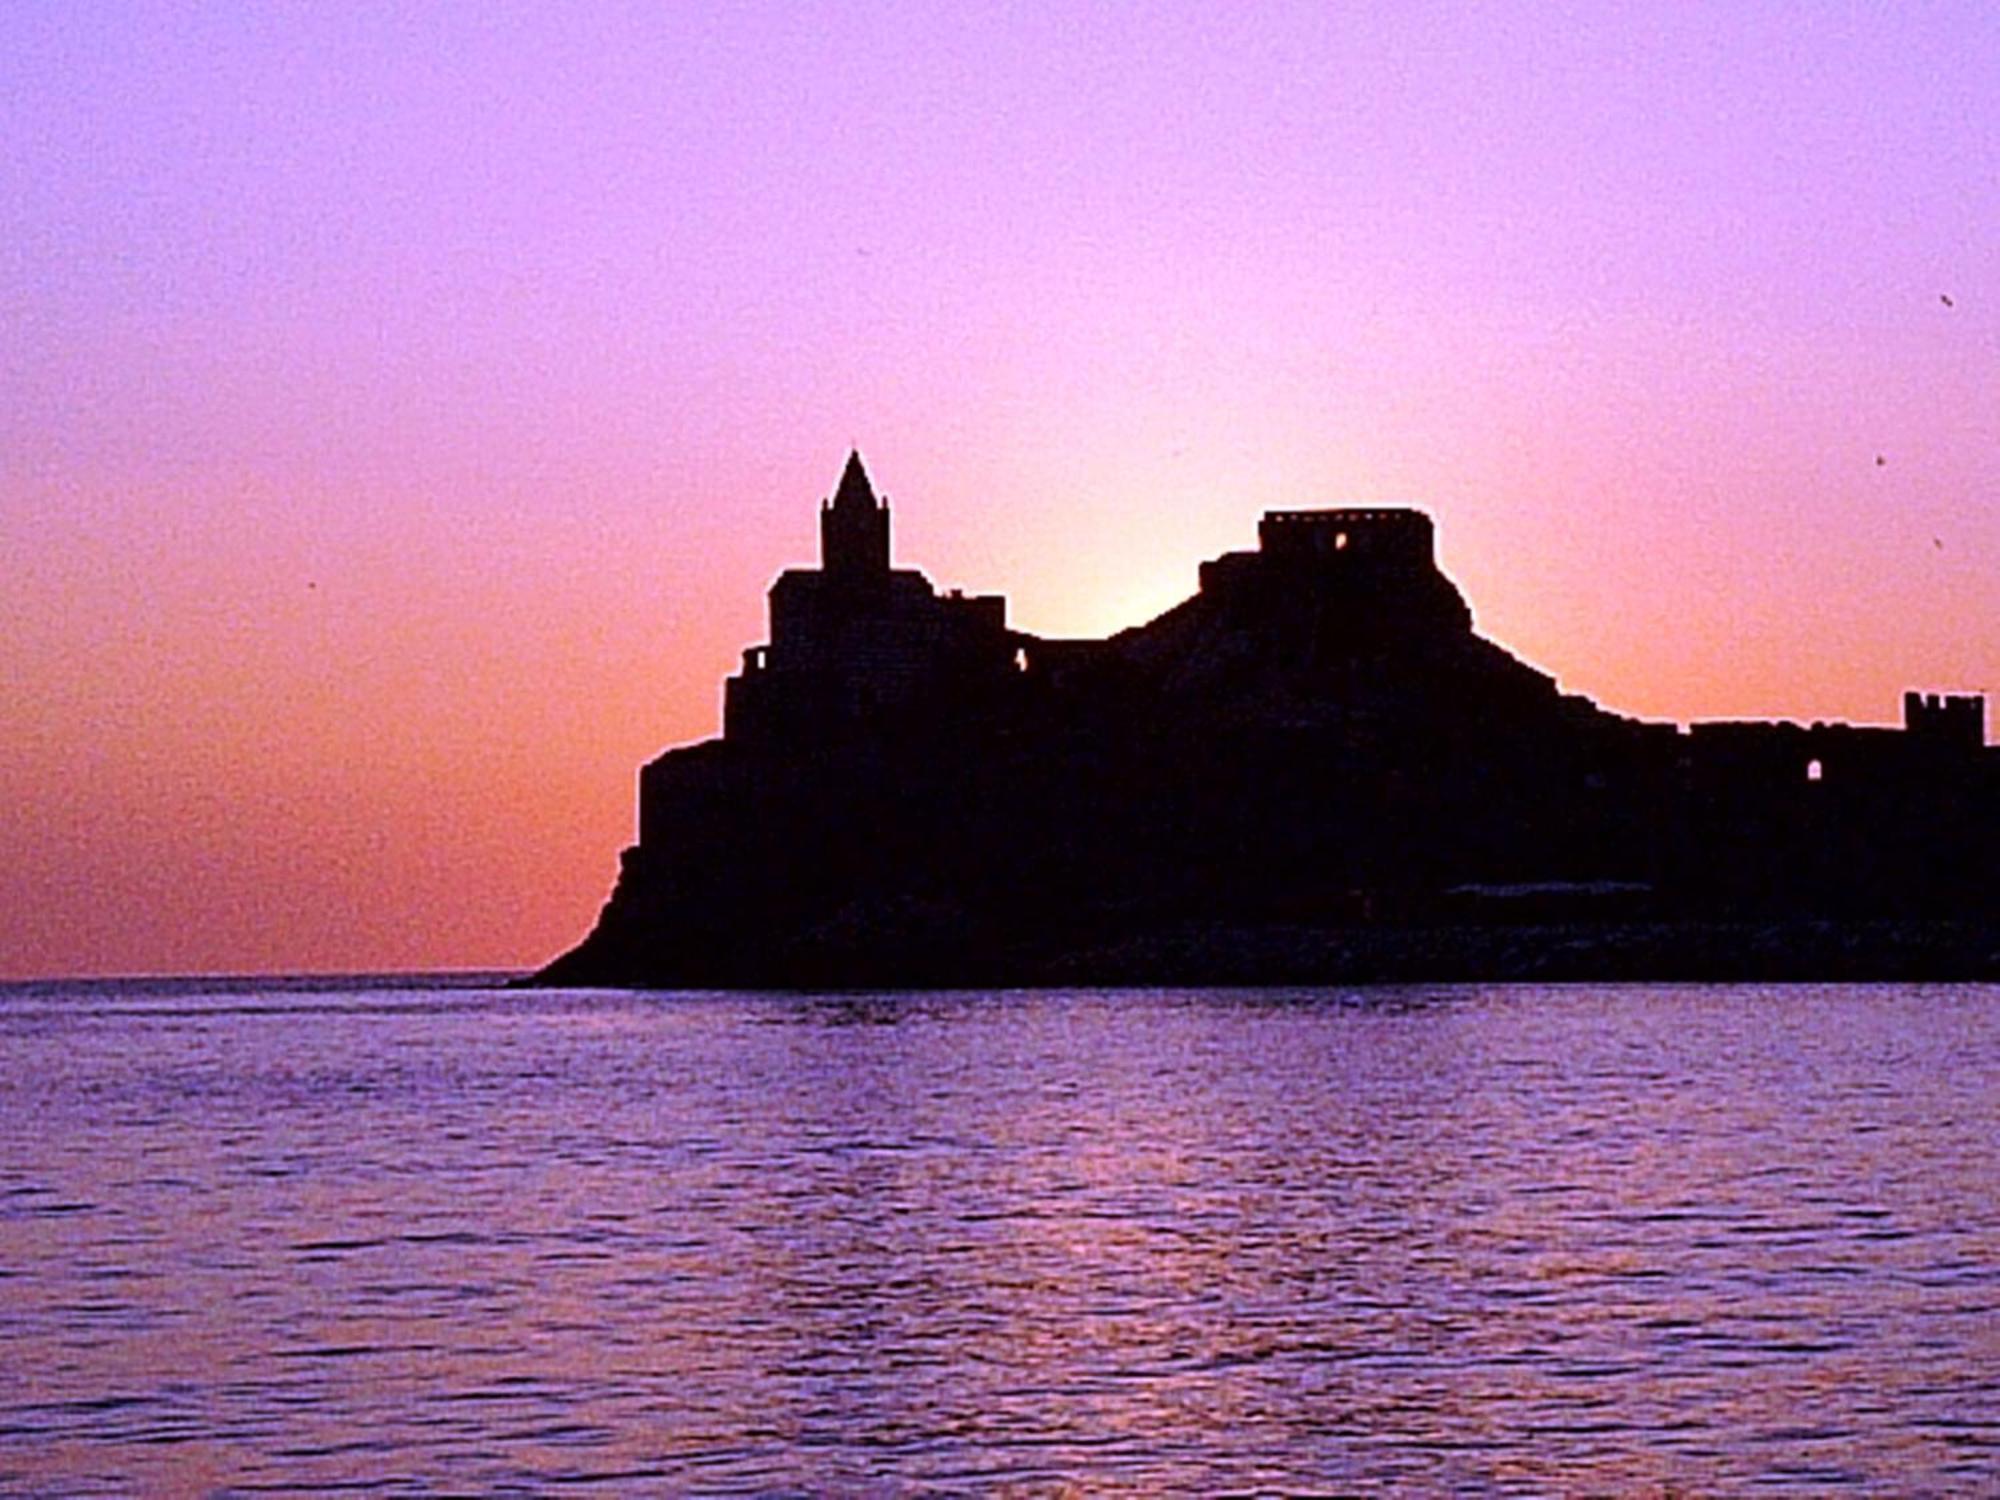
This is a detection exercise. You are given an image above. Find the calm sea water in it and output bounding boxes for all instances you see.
[1,978,1996,1495]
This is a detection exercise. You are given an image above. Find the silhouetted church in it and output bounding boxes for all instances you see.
[721,452,1014,747]
[537,453,1998,986]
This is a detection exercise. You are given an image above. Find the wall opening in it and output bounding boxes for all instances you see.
[1806,758,1824,783]
[1334,532,1349,551]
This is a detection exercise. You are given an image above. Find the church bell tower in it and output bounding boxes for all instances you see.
[820,449,891,580]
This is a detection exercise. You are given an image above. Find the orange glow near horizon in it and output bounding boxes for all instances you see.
[3,5,1995,977]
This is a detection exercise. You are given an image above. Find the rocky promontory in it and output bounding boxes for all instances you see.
[533,455,1998,989]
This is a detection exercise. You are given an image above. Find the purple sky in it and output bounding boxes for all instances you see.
[3,2,1995,976]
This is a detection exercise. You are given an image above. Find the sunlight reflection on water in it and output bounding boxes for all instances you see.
[1,980,1997,1493]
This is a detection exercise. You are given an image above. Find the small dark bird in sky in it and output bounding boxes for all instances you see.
[308,580,317,589]
[1940,293,1955,307]
[1875,454,1887,466]
[1934,537,1944,549]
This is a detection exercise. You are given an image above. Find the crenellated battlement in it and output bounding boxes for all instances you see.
[1257,508,1435,568]
[1195,505,1467,633]
[1904,690,1986,750]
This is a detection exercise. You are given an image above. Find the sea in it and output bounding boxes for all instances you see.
[1,977,1996,1495]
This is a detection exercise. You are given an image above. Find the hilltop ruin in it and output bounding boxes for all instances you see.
[535,454,1997,986]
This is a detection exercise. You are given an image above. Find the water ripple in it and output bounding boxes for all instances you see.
[1,980,1997,1491]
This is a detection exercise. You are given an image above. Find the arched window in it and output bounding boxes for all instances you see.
[1805,758,1824,783]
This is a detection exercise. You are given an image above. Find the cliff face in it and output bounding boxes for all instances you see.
[533,459,1997,988]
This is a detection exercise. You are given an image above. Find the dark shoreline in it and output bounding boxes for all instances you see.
[526,917,2000,990]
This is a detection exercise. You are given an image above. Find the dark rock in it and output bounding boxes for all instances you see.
[530,453,1999,988]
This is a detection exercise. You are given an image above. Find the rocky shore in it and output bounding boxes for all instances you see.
[530,914,2000,990]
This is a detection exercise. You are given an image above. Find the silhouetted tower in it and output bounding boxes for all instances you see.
[820,449,890,580]
[1903,690,1986,752]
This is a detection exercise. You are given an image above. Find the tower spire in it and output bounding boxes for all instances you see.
[832,448,877,511]
[820,448,890,577]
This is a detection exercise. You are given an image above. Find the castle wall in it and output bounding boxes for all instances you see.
[636,479,1999,953]
[1905,691,1986,750]
[1258,509,1435,569]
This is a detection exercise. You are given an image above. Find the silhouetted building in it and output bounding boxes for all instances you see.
[540,454,1998,986]
[719,451,1012,748]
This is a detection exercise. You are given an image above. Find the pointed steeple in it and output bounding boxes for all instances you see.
[820,448,891,578]
[832,448,877,511]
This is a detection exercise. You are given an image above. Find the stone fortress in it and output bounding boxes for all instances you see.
[537,453,1996,985]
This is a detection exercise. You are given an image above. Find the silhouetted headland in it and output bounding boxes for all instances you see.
[532,453,1999,987]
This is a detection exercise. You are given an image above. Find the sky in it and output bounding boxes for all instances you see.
[3,1,1995,979]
